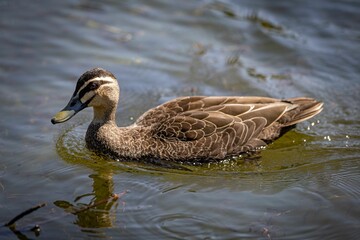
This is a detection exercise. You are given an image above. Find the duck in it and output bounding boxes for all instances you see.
[51,68,323,162]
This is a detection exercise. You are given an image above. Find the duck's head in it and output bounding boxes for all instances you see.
[51,68,119,124]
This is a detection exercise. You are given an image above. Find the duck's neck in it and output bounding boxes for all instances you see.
[91,105,117,125]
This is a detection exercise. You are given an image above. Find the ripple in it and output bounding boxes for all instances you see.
[148,213,216,239]
[327,162,360,201]
[55,122,114,172]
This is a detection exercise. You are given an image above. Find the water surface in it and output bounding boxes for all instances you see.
[0,0,359,239]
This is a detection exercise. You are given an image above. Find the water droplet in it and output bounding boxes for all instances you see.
[324,136,332,141]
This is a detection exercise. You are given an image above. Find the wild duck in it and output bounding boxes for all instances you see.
[51,68,323,162]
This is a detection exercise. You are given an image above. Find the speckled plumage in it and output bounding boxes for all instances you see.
[52,68,323,162]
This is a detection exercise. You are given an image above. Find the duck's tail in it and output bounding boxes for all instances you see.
[281,97,323,126]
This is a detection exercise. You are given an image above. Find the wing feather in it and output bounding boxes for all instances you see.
[134,96,320,154]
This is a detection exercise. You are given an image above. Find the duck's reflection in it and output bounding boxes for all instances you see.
[54,170,121,228]
[77,172,115,228]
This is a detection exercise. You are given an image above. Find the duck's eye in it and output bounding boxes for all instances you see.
[89,82,99,90]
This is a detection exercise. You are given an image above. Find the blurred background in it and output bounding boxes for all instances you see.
[0,0,359,239]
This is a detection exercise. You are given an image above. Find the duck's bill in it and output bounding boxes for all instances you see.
[51,97,87,124]
[51,109,77,124]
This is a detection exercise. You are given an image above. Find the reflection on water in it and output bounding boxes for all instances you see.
[1,0,360,239]
[54,171,117,229]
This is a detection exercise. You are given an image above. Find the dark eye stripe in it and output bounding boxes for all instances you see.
[78,81,100,100]
[77,80,113,100]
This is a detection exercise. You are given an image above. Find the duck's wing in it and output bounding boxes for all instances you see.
[135,96,290,142]
[134,96,322,158]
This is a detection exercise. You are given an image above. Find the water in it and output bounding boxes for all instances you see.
[1,0,359,239]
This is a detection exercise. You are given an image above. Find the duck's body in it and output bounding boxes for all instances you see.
[52,68,323,162]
